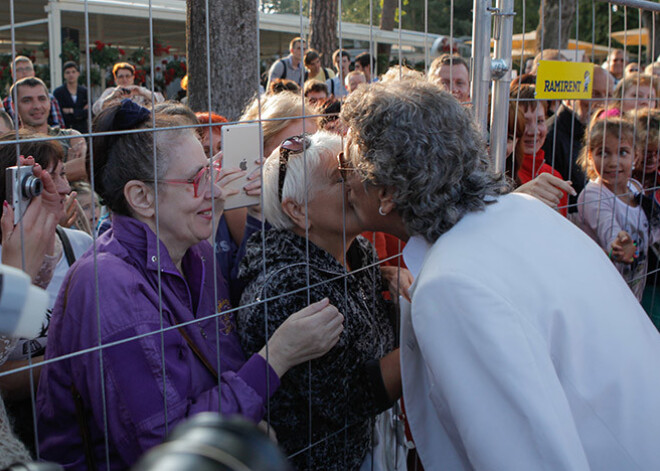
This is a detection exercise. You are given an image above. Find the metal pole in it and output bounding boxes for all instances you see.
[471,0,492,137]
[490,0,514,172]
[45,3,62,90]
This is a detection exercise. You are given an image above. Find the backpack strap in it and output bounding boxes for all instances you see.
[323,68,330,81]
[330,77,335,96]
[278,59,287,80]
[56,225,77,267]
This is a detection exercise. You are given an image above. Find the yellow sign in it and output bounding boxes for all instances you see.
[535,60,594,99]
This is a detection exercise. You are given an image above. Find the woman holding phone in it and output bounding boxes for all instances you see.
[36,100,344,470]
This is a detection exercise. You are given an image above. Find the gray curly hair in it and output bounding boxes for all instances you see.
[341,78,507,243]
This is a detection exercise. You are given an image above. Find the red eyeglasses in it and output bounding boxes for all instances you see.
[144,162,222,198]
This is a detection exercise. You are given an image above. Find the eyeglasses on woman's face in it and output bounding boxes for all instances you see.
[145,162,222,198]
[336,151,361,182]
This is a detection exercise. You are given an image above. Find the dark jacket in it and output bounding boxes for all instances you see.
[53,84,89,134]
[542,104,588,213]
[237,229,396,470]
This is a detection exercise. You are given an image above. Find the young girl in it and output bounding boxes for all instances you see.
[577,116,649,301]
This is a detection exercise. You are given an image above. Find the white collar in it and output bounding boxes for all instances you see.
[402,235,432,280]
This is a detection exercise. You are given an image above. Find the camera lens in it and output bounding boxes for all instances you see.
[21,175,43,199]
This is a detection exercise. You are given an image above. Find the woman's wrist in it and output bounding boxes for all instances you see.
[258,343,289,378]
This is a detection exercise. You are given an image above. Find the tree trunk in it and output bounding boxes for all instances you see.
[377,0,397,72]
[643,11,660,65]
[186,0,258,120]
[535,0,577,53]
[309,0,337,69]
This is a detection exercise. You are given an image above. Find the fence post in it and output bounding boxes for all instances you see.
[471,0,493,137]
[490,0,514,173]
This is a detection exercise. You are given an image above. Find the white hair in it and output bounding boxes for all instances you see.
[262,131,342,230]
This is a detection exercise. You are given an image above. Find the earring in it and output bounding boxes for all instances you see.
[378,206,387,216]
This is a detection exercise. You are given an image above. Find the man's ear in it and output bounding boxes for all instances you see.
[377,186,397,216]
[281,198,309,231]
[124,180,155,219]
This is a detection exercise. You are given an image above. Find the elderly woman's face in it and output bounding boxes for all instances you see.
[343,132,383,232]
[304,149,361,239]
[156,135,224,256]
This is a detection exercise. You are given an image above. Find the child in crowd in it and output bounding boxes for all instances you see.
[629,108,660,195]
[629,108,660,328]
[576,115,650,301]
[70,181,102,234]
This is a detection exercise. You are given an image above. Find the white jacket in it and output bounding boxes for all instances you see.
[401,193,660,470]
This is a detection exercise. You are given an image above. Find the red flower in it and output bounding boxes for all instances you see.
[173,55,178,60]
[181,63,186,72]
[96,43,104,51]
[156,66,161,72]
[162,59,168,65]
[168,68,175,75]
[119,48,125,55]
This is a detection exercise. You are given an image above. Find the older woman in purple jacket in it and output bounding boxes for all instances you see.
[36,100,343,470]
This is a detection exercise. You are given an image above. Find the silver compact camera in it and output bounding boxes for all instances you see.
[6,165,43,224]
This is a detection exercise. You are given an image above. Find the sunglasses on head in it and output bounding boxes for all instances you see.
[278,134,311,201]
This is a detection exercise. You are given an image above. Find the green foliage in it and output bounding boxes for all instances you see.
[60,39,81,63]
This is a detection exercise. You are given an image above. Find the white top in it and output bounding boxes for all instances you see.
[401,193,660,471]
[0,227,92,361]
[576,179,649,300]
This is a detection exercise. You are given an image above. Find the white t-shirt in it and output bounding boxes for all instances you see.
[0,227,92,361]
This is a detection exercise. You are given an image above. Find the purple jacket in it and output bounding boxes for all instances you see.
[37,214,279,470]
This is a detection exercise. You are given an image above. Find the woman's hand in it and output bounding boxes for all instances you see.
[212,166,245,214]
[381,266,414,302]
[259,298,344,378]
[514,173,576,208]
[109,86,131,101]
[244,159,264,220]
[59,191,78,228]
[25,156,62,219]
[1,196,57,281]
[611,231,637,264]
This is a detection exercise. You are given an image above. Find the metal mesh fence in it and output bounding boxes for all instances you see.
[0,0,659,469]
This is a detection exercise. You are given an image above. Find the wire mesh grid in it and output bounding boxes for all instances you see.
[0,0,659,470]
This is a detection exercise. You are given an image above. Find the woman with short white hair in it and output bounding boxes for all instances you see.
[237,131,402,470]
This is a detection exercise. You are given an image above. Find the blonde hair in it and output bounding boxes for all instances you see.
[613,73,659,101]
[577,115,636,180]
[241,92,311,151]
[381,65,424,83]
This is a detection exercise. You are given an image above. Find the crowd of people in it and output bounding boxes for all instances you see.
[0,35,659,471]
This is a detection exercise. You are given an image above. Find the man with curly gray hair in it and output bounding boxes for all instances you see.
[340,78,660,470]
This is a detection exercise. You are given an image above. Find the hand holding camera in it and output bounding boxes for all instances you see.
[6,156,62,224]
[2,191,57,282]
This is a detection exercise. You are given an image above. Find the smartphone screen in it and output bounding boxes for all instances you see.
[221,123,262,210]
